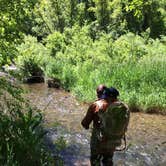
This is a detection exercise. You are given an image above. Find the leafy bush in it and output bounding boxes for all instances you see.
[16,35,49,79]
[0,76,55,165]
[0,100,53,165]
[112,33,147,62]
[0,39,18,67]
[44,31,66,56]
[44,57,63,80]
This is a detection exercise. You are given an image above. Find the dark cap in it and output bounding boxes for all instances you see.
[101,87,119,99]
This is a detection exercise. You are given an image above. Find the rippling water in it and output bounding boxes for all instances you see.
[23,83,166,166]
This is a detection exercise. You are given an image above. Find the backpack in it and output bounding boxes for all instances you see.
[97,101,130,148]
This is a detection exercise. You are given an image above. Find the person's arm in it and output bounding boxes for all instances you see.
[81,104,95,129]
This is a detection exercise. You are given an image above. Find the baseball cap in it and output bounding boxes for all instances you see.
[101,87,119,99]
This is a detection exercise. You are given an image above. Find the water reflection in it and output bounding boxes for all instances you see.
[23,83,166,166]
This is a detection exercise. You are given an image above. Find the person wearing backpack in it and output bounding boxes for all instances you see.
[81,87,130,166]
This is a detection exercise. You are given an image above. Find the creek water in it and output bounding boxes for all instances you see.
[23,83,166,166]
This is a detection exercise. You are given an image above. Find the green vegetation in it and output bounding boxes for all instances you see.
[0,0,166,164]
[41,29,166,111]
[0,76,65,165]
[0,77,47,165]
[16,36,48,80]
[15,29,166,113]
[1,0,166,115]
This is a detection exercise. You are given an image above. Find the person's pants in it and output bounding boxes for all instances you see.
[90,129,115,166]
[90,152,114,166]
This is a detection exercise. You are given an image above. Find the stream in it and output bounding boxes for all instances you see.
[23,83,166,166]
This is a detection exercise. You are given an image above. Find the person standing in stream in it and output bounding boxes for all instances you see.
[81,86,130,166]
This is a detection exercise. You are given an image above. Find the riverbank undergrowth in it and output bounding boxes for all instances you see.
[15,26,166,114]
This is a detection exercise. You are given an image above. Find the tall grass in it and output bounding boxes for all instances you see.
[69,57,166,113]
[108,57,166,111]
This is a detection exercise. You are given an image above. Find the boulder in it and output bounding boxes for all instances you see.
[25,76,45,83]
[47,78,61,88]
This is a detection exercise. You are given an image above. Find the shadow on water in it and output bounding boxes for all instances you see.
[44,126,90,166]
[23,83,166,166]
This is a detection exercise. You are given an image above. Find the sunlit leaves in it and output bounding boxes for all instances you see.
[0,0,38,66]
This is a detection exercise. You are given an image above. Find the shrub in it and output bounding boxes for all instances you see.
[44,31,66,57]
[112,33,147,62]
[16,35,49,80]
[0,76,55,165]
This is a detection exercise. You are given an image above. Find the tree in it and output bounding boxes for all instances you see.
[0,0,38,66]
[93,0,110,31]
[125,0,166,37]
[83,0,96,22]
[33,0,72,36]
